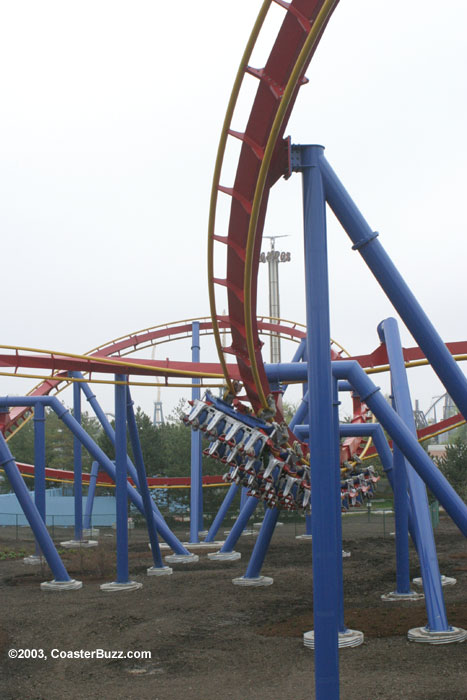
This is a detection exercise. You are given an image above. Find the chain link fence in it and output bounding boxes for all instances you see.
[0,499,441,547]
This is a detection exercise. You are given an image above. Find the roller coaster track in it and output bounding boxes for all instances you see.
[2,326,467,468]
[1,316,333,439]
[207,0,467,466]
[208,0,340,415]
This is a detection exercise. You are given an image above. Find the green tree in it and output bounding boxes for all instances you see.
[5,409,103,492]
[436,438,467,502]
[6,417,35,466]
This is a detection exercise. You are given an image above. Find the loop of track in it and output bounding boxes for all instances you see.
[208,0,339,414]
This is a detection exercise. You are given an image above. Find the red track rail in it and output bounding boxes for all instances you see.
[0,318,310,438]
[3,336,466,465]
[220,0,339,413]
[15,462,226,489]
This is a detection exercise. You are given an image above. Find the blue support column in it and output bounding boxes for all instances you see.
[0,395,191,555]
[291,336,307,401]
[240,486,248,511]
[126,388,170,573]
[212,495,258,555]
[204,482,239,542]
[298,144,340,699]
[72,378,83,541]
[320,153,467,422]
[391,414,412,595]
[73,372,171,525]
[332,378,347,635]
[189,321,203,543]
[289,390,309,432]
[83,461,99,530]
[379,318,449,628]
[114,374,130,584]
[331,363,467,536]
[33,402,46,556]
[234,506,279,584]
[0,431,78,587]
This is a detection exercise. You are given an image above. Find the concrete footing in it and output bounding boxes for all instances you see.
[165,553,199,564]
[147,566,173,576]
[23,555,44,565]
[100,581,143,592]
[60,539,98,549]
[232,575,273,587]
[41,579,83,591]
[381,590,425,602]
[412,575,457,587]
[207,550,241,561]
[303,629,364,649]
[408,626,467,644]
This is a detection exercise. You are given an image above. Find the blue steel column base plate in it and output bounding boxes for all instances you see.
[147,566,173,576]
[165,553,199,564]
[60,539,98,548]
[295,534,313,540]
[41,579,83,591]
[408,626,467,644]
[381,590,424,602]
[303,629,364,649]
[207,550,241,561]
[23,555,44,565]
[413,575,457,587]
[232,575,274,587]
[100,581,143,592]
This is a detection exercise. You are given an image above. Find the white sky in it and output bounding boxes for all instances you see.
[1,0,466,423]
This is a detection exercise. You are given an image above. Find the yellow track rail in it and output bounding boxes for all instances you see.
[243,0,339,409]
[208,1,273,395]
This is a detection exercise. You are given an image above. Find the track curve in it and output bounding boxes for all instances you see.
[2,316,333,438]
[208,0,339,415]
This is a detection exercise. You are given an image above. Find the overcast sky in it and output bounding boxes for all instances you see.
[1,0,466,423]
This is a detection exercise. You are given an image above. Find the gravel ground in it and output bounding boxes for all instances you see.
[0,515,465,699]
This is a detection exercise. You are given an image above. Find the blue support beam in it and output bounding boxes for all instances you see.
[33,402,46,556]
[72,377,83,542]
[379,317,448,630]
[126,388,164,569]
[190,321,203,543]
[0,432,71,582]
[114,374,130,584]
[218,496,258,553]
[332,377,347,634]
[319,151,467,422]
[242,506,279,579]
[0,395,191,555]
[204,482,239,542]
[69,374,185,550]
[83,461,99,530]
[266,362,467,535]
[298,144,340,699]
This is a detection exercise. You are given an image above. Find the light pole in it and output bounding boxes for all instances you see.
[259,235,291,363]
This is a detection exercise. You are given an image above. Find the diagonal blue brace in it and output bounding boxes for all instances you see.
[126,388,167,572]
[378,317,449,629]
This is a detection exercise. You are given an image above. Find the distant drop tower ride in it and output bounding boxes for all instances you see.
[259,235,291,363]
[151,347,165,426]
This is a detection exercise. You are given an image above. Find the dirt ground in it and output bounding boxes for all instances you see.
[0,514,466,700]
